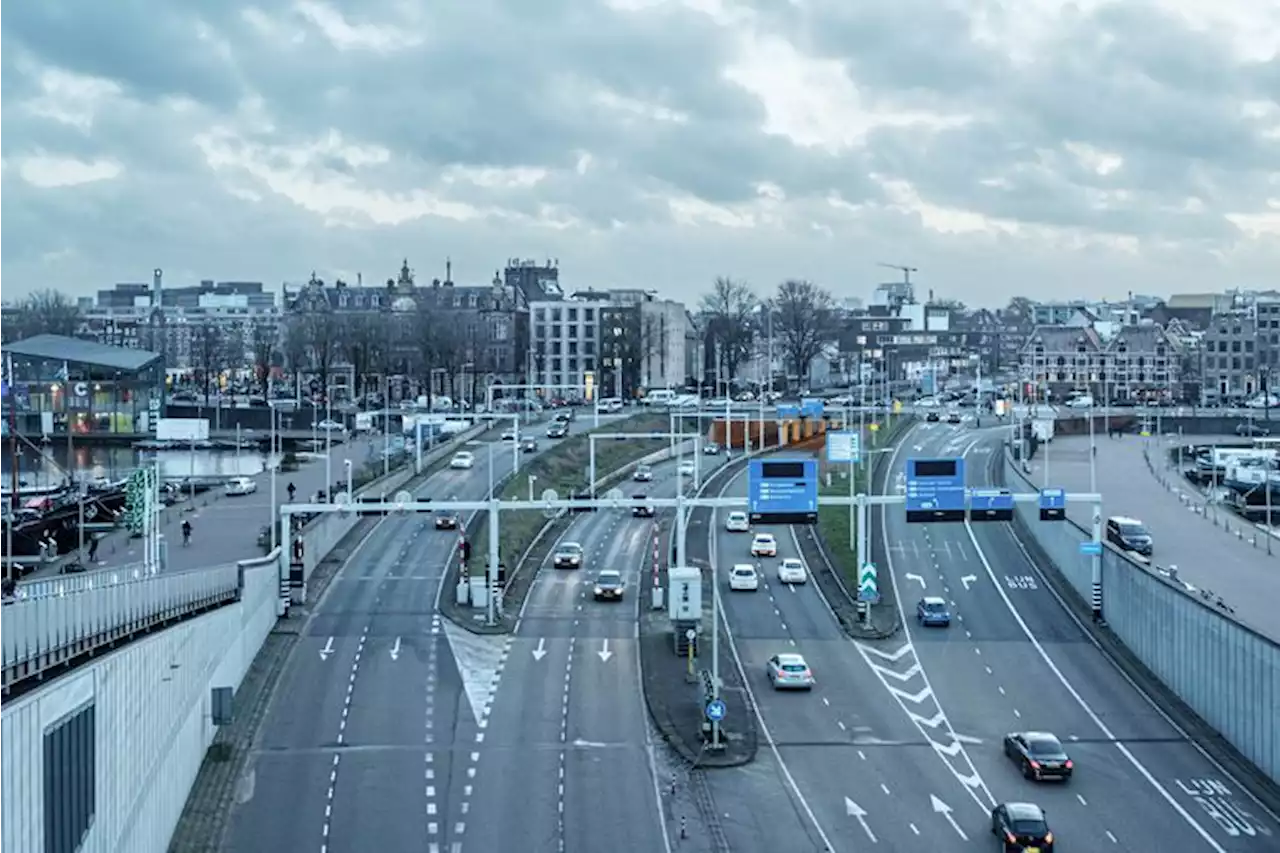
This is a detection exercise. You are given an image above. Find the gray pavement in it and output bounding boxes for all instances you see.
[467,459,711,853]
[873,419,1280,851]
[1029,433,1280,640]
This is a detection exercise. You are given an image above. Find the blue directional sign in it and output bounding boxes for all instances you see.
[1079,540,1102,556]
[800,397,825,418]
[705,699,727,722]
[1039,487,1066,521]
[905,457,967,523]
[857,563,880,603]
[748,457,818,524]
[776,403,801,419]
[968,488,1014,522]
[826,430,861,464]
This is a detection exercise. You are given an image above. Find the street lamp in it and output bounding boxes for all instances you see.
[528,474,538,501]
[344,458,353,502]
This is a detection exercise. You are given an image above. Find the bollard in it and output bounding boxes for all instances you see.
[680,816,687,840]
[670,773,677,796]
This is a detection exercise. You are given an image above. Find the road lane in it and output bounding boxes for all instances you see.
[881,421,1280,851]
[224,421,608,852]
[709,463,977,851]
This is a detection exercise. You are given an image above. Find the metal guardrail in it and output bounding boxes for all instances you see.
[14,562,150,601]
[2,563,241,696]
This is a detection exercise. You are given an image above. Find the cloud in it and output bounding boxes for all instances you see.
[2,0,1277,308]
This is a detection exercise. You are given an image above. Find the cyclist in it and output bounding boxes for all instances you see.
[181,519,193,546]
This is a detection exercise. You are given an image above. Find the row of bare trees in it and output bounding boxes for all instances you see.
[699,277,840,389]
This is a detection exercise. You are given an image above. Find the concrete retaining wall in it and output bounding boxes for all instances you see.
[0,559,278,853]
[998,449,1280,784]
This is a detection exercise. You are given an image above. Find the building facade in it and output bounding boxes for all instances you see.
[1020,324,1181,402]
[528,295,609,396]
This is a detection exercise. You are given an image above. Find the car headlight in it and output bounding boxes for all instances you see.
[593,586,603,595]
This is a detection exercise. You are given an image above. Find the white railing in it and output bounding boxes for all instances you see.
[14,561,151,601]
[2,564,241,695]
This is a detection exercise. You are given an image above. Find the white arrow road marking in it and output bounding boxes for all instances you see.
[845,798,877,843]
[960,575,977,590]
[597,639,613,662]
[532,638,548,661]
[319,637,335,661]
[905,573,926,588]
[931,795,968,841]
[908,710,946,729]
[856,642,915,663]
[390,636,401,661]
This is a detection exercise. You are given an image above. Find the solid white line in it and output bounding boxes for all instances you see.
[962,457,1231,852]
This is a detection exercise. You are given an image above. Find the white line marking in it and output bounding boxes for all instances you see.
[963,471,1233,852]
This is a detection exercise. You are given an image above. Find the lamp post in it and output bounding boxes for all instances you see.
[344,458,353,502]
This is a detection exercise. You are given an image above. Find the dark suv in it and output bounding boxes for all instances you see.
[1105,516,1153,557]
[991,802,1053,851]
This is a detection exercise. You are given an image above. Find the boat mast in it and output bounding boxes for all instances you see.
[7,352,17,582]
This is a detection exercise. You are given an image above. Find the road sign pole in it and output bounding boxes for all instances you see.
[487,497,500,627]
[675,493,687,569]
[1090,505,1103,623]
[711,532,722,749]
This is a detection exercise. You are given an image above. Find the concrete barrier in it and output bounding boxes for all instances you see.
[998,447,1280,786]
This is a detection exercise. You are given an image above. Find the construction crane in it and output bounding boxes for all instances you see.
[877,262,918,286]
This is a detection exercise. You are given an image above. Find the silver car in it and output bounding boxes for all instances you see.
[766,653,815,690]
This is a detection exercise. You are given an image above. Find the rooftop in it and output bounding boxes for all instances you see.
[2,334,161,373]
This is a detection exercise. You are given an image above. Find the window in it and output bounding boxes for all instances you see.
[568,308,578,322]
[44,703,96,853]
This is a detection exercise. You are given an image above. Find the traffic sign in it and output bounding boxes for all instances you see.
[1079,540,1102,556]
[905,457,967,523]
[748,457,818,524]
[705,699,726,722]
[827,430,861,464]
[857,563,880,603]
[800,398,825,418]
[968,488,1014,522]
[1039,488,1066,521]
[776,403,801,419]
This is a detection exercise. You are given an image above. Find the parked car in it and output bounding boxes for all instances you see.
[225,476,257,496]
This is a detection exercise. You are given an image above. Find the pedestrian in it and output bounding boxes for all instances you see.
[88,534,100,564]
[287,482,297,501]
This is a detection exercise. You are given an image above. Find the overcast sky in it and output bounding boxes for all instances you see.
[2,0,1277,309]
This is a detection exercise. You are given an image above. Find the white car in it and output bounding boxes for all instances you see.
[225,476,257,496]
[501,429,518,441]
[678,460,696,477]
[729,564,760,591]
[724,511,750,533]
[777,558,807,584]
[750,533,777,558]
[450,451,475,470]
[314,419,345,431]
[767,653,815,690]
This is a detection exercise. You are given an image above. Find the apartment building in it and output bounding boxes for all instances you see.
[1020,323,1181,402]
[528,295,609,395]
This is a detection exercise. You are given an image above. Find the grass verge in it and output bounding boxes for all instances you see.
[470,410,677,570]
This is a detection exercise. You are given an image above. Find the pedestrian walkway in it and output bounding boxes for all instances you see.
[25,435,384,581]
[1025,433,1280,641]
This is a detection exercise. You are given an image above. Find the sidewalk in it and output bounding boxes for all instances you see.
[1026,433,1280,640]
[23,434,383,581]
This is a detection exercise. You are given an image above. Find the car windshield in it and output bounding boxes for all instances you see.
[783,560,801,569]
[598,574,621,585]
[1120,524,1148,537]
[734,568,754,576]
[561,544,583,555]
[781,663,807,673]
[1027,737,1064,756]
[923,601,945,612]
[1010,819,1047,836]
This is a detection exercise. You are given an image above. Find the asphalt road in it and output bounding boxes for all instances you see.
[465,454,725,853]
[222,415,631,853]
[874,419,1280,852]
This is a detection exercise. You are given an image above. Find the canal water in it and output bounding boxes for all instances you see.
[1,443,273,489]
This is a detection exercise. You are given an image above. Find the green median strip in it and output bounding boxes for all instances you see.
[469,411,677,569]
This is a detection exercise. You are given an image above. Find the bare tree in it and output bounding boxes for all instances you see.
[413,300,443,407]
[249,320,277,397]
[299,310,341,396]
[772,279,837,389]
[341,314,386,400]
[16,286,79,338]
[191,323,228,401]
[699,276,757,390]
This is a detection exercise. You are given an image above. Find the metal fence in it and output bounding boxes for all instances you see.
[1000,449,1280,784]
[13,562,150,602]
[2,564,241,695]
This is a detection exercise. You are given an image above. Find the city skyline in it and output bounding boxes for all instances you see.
[3,2,1278,305]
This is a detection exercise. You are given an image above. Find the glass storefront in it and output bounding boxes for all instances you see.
[1,355,164,437]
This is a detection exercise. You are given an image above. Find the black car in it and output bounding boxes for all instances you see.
[925,411,941,422]
[546,423,568,438]
[521,437,538,453]
[434,513,460,530]
[1003,731,1073,781]
[991,802,1054,852]
[554,410,574,423]
[632,494,655,517]
[593,570,625,601]
[1237,422,1271,437]
[947,411,961,424]
[1105,516,1153,557]
[570,488,596,513]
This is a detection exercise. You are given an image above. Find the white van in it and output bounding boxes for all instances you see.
[643,389,676,406]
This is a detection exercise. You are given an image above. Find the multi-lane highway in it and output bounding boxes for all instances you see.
[465,454,726,853]
[702,419,1279,852]
[223,416,625,852]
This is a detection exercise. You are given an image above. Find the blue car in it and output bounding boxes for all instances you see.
[917,596,951,627]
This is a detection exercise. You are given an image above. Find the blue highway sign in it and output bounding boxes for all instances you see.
[706,699,727,722]
[800,397,825,418]
[776,403,801,419]
[905,457,967,522]
[748,457,818,524]
[969,488,1014,512]
[1079,540,1103,556]
[1039,487,1066,521]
